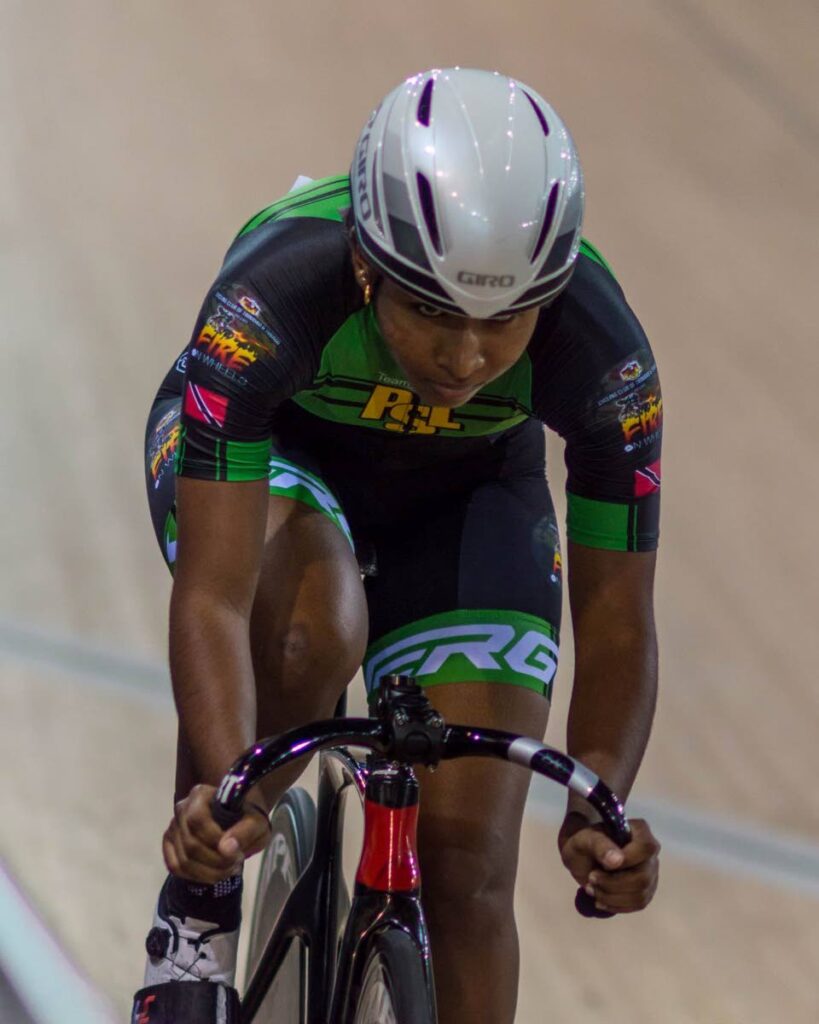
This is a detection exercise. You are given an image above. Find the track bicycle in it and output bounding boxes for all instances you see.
[212,674,630,1023]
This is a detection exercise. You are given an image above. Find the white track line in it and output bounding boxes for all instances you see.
[0,618,170,705]
[0,861,117,1023]
[3,617,818,898]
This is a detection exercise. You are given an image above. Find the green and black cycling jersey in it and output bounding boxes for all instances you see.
[157,174,662,553]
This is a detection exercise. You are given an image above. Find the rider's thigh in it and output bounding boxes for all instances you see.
[416,682,550,908]
[250,494,368,734]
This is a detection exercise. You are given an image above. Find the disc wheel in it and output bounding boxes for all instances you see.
[244,787,316,1022]
[350,928,436,1024]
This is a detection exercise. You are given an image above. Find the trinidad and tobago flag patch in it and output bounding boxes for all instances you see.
[634,459,662,497]
[183,382,228,428]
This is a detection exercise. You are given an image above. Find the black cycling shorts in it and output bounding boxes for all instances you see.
[145,400,562,702]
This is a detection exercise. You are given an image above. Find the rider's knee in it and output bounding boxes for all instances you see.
[259,616,365,693]
[420,823,515,922]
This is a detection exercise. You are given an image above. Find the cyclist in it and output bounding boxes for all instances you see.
[134,68,662,1024]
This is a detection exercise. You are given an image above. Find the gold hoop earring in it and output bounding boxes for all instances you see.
[363,280,373,306]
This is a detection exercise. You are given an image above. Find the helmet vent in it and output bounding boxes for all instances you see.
[371,149,384,233]
[523,91,550,136]
[530,182,559,264]
[416,172,443,256]
[417,78,435,126]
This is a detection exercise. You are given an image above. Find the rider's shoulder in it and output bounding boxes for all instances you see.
[223,175,351,272]
[567,239,629,312]
[528,239,655,411]
[557,239,652,356]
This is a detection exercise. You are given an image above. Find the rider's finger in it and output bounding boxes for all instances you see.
[611,820,661,869]
[569,828,626,872]
[217,812,269,860]
[184,800,226,847]
[162,833,182,877]
[174,804,238,868]
[177,786,230,846]
[164,832,239,885]
[589,867,657,897]
[592,879,657,913]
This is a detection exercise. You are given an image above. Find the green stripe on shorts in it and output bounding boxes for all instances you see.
[364,609,559,701]
[268,457,353,547]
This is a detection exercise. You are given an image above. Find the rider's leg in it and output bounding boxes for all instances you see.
[415,682,549,1024]
[360,424,560,1024]
[173,491,368,806]
[141,493,365,1002]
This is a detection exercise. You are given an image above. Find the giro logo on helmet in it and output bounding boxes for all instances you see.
[355,105,380,222]
[457,271,516,288]
[355,143,371,221]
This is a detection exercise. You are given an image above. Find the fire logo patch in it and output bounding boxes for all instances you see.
[195,322,259,372]
[150,423,181,488]
[618,392,663,451]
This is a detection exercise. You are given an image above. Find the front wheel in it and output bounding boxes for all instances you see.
[350,929,436,1024]
[244,787,316,1022]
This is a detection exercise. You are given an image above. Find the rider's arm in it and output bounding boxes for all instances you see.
[563,543,658,815]
[557,543,661,912]
[170,475,270,785]
[167,255,335,781]
[532,256,662,797]
[531,253,663,907]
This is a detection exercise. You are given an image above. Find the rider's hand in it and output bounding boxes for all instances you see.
[162,783,271,884]
[557,812,660,914]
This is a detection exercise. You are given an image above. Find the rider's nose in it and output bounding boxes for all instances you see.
[436,327,486,382]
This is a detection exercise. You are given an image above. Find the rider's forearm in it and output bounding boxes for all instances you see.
[169,586,257,787]
[564,622,658,821]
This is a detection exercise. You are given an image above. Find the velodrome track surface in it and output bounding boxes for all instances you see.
[2,2,818,1020]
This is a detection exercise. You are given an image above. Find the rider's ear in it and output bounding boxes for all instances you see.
[345,213,378,302]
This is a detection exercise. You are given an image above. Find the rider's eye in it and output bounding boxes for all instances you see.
[415,303,445,318]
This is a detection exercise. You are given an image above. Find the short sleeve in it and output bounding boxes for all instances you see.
[532,251,663,552]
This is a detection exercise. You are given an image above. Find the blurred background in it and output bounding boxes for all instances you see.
[2,1,818,1021]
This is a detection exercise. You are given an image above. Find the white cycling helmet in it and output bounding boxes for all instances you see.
[351,67,584,319]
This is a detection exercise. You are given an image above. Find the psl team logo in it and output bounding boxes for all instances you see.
[617,391,663,451]
[195,321,259,372]
[360,384,464,435]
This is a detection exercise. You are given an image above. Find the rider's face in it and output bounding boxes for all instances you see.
[371,277,541,409]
